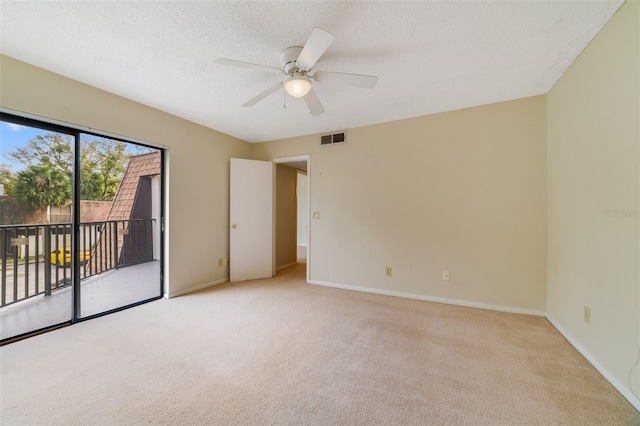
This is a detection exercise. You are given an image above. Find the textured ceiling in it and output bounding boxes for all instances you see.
[0,1,623,143]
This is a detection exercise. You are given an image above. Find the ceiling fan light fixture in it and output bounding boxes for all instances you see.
[285,76,312,97]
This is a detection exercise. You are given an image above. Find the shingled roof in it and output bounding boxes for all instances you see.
[106,152,161,221]
[88,152,161,273]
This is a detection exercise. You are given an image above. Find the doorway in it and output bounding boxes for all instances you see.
[272,156,310,283]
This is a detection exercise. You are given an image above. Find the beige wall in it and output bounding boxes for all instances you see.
[253,95,548,312]
[275,164,297,269]
[0,55,252,297]
[547,0,640,401]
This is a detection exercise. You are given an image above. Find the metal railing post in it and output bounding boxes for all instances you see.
[1,229,6,306]
[24,227,30,299]
[113,221,119,270]
[44,226,51,297]
[12,227,18,303]
[35,226,40,295]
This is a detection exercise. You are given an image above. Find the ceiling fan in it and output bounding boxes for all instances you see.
[215,27,378,116]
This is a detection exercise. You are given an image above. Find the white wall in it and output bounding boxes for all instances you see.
[0,55,252,297]
[253,95,548,313]
[297,171,308,246]
[547,0,640,405]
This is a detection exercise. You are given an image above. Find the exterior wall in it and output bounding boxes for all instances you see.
[0,197,47,225]
[80,201,112,222]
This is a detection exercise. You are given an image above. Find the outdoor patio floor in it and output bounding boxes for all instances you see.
[0,261,161,340]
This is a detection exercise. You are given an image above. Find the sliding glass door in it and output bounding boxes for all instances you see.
[0,120,75,339]
[78,134,162,318]
[0,113,163,342]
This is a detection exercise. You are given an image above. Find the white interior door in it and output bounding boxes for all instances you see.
[230,158,275,281]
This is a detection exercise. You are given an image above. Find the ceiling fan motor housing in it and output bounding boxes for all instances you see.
[281,46,304,75]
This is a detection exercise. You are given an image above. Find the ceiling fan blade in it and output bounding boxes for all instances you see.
[215,58,282,74]
[242,83,283,107]
[296,28,335,71]
[313,71,378,89]
[302,87,325,116]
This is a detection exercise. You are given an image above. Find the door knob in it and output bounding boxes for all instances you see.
[232,224,237,229]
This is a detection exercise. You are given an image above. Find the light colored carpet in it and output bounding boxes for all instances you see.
[1,263,637,425]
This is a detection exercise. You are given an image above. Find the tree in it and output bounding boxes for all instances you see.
[15,164,71,209]
[81,139,129,200]
[0,165,17,196]
[80,165,103,201]
[6,134,73,175]
[5,134,150,201]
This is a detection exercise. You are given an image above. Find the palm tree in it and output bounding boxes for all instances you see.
[15,164,71,209]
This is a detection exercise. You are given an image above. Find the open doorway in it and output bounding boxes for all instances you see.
[272,156,310,282]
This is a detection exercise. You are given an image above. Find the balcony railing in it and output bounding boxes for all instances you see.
[0,219,155,308]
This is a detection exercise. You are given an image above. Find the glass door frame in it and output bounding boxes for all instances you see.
[0,111,165,342]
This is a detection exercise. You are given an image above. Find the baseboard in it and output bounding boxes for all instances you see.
[308,279,545,317]
[165,277,229,299]
[545,313,640,412]
[276,262,298,271]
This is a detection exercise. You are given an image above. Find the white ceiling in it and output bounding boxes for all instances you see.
[0,1,622,143]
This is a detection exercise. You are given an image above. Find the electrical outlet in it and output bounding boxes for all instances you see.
[385,267,392,277]
[584,306,591,325]
[442,271,450,281]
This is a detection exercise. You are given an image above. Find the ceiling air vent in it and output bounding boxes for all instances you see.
[320,131,346,146]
